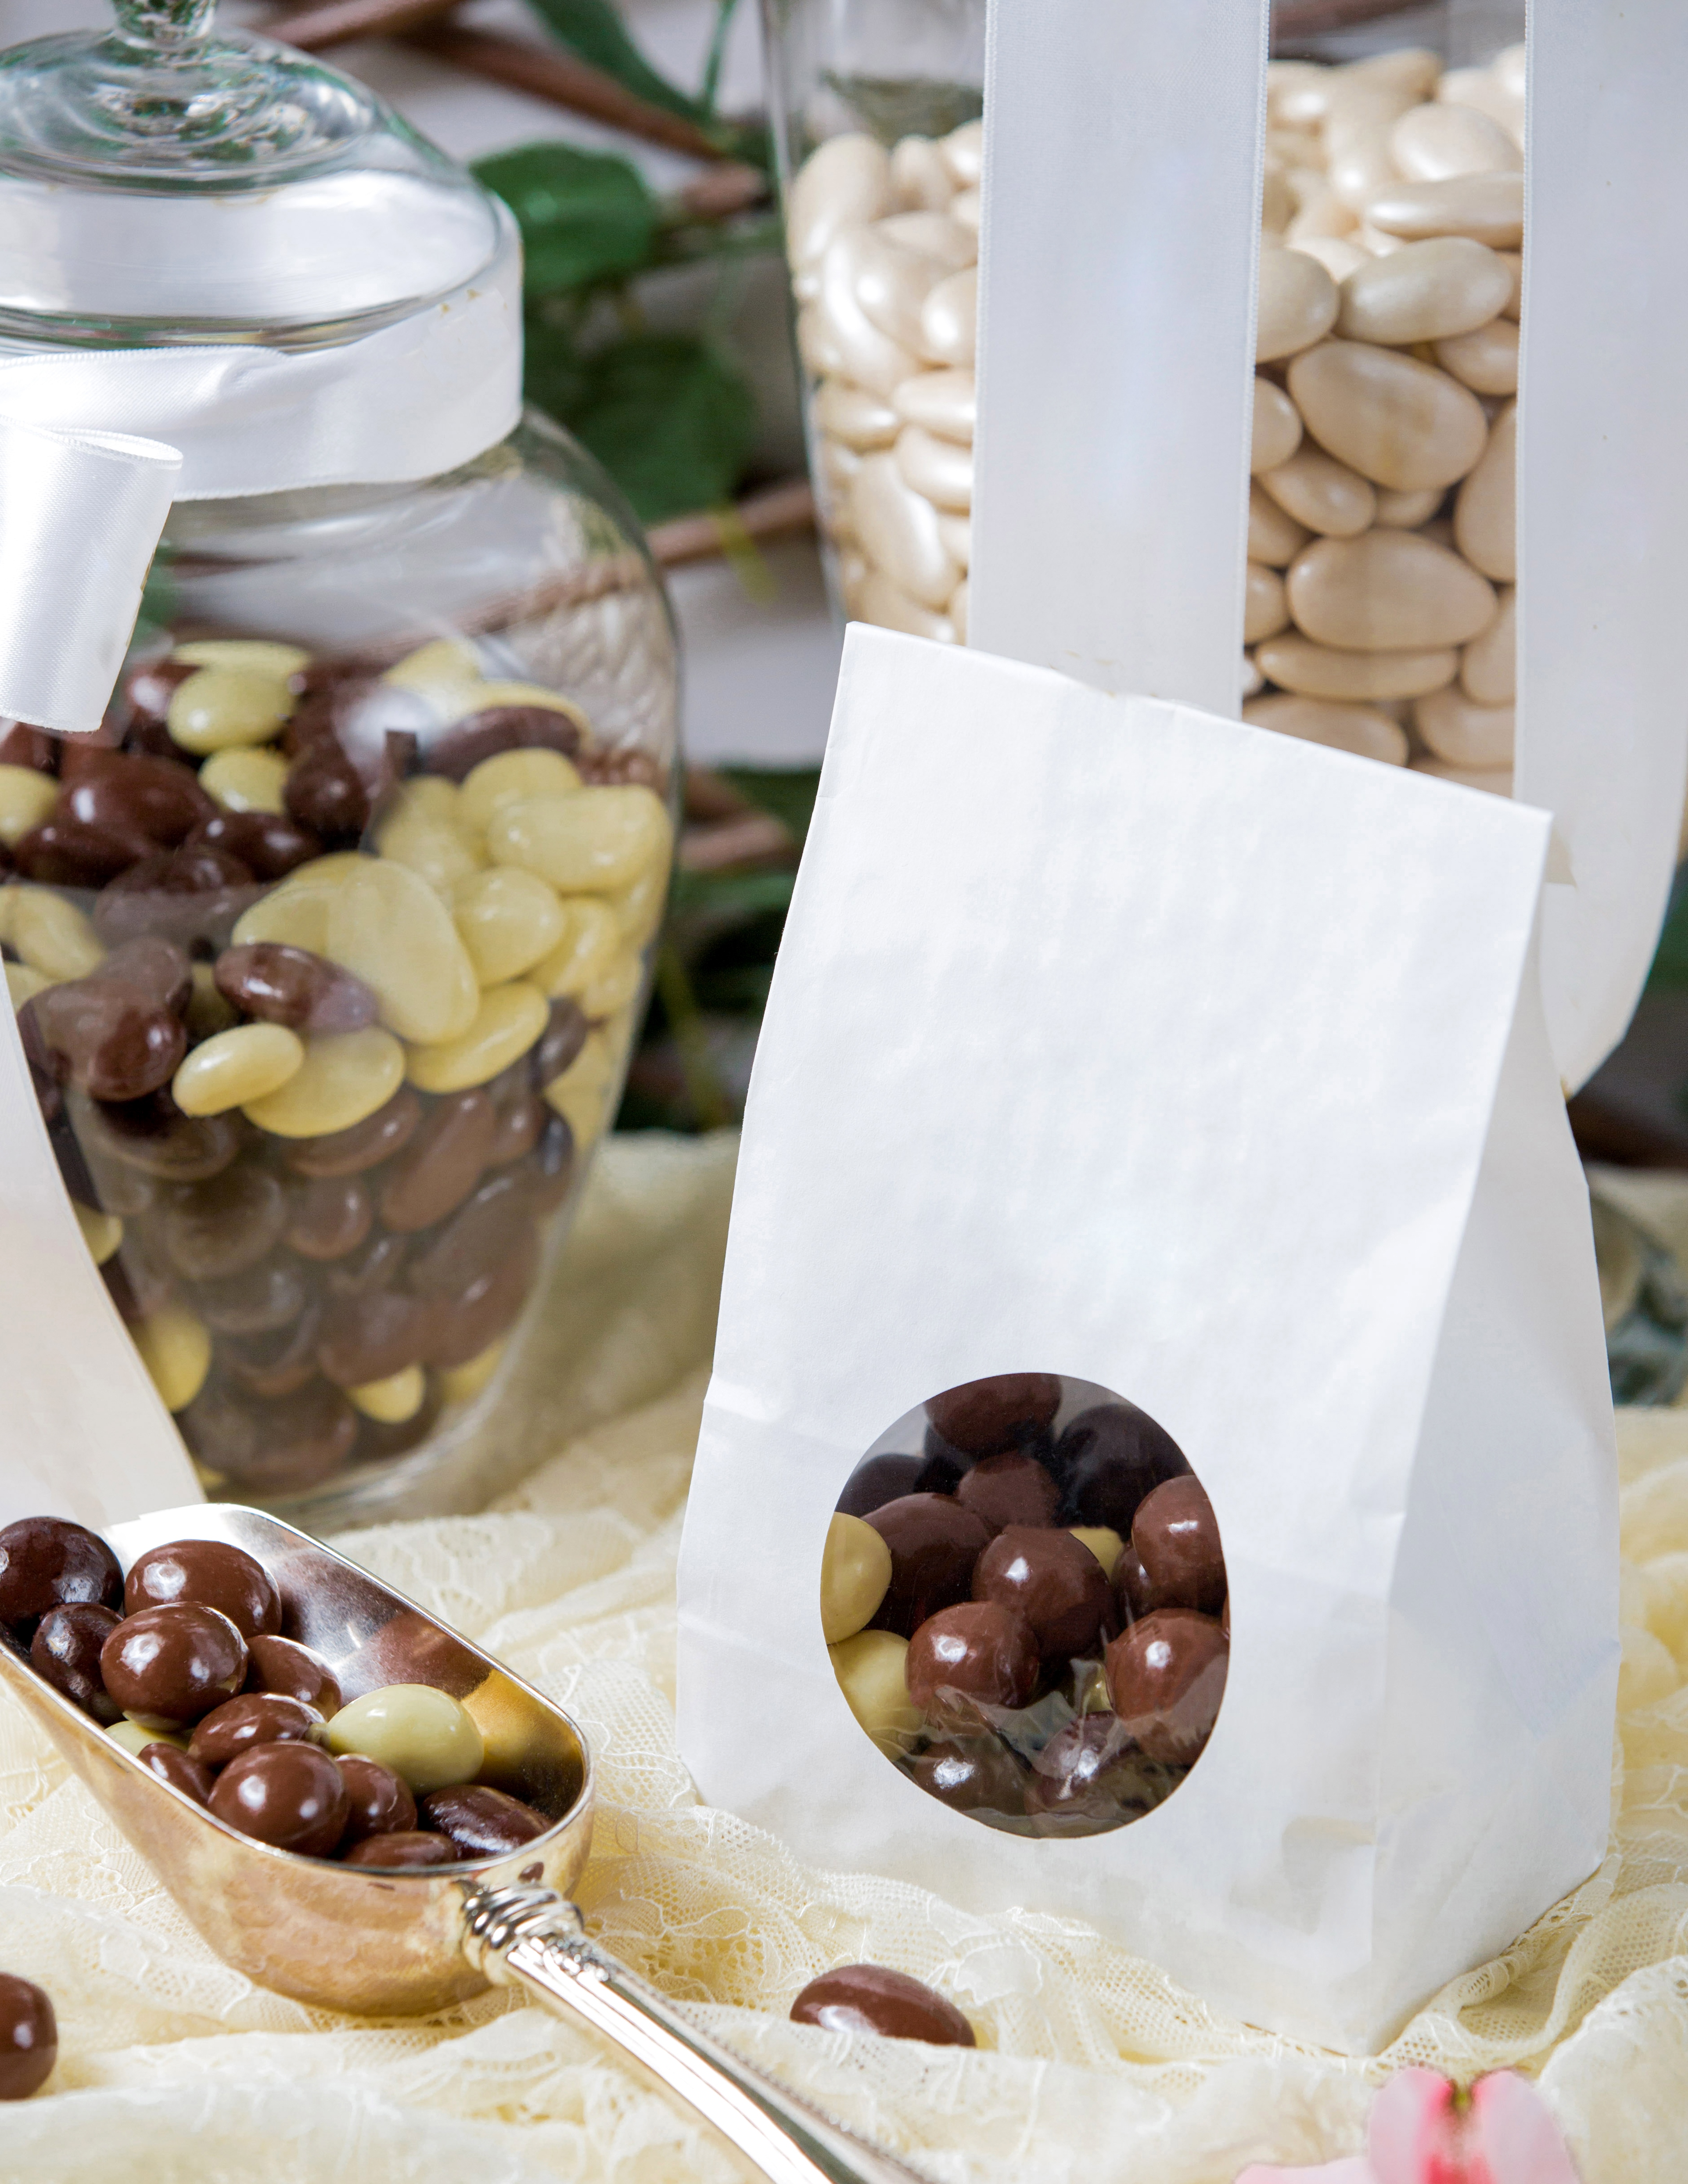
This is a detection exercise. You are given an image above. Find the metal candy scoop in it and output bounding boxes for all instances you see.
[0,1504,923,2184]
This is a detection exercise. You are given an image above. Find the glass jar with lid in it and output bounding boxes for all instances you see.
[0,2,679,1525]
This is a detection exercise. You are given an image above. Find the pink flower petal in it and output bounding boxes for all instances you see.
[1369,2070,1461,2184]
[1233,2161,1376,2183]
[1469,2073,1582,2184]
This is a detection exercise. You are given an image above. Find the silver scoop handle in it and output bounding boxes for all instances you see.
[460,1884,930,2184]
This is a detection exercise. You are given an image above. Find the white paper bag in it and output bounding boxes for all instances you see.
[969,0,1688,1094]
[677,625,1617,2053]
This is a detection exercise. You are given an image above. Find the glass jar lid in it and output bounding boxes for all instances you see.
[0,1,506,343]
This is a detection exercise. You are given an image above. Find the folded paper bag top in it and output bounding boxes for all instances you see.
[677,625,1618,2055]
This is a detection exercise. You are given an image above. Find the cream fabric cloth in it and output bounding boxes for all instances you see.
[3,1133,1688,2184]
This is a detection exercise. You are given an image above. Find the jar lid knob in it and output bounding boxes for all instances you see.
[110,0,220,48]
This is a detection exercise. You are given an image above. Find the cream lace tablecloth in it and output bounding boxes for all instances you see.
[4,1135,1688,2184]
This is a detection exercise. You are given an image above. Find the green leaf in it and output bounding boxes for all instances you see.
[474,142,659,295]
[563,333,758,526]
[525,0,707,124]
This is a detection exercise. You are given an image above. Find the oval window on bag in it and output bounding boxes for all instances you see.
[821,1374,1229,1838]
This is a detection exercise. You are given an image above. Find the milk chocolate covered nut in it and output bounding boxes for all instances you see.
[864,1494,990,1637]
[1131,1476,1226,1616]
[953,1452,1059,1535]
[221,1305,323,1398]
[344,1829,457,1868]
[30,1603,122,1723]
[20,981,186,1102]
[1104,1610,1228,1766]
[138,1743,217,1807]
[421,1227,538,1368]
[81,1090,242,1182]
[907,1736,1026,1817]
[100,936,193,1016]
[209,1740,348,1856]
[189,811,321,883]
[925,1373,1062,1456]
[181,1381,357,1495]
[835,1453,923,1519]
[125,1539,282,1641]
[1024,1714,1163,1833]
[63,753,212,848]
[284,1172,372,1261]
[101,1602,248,1729]
[0,1973,56,2100]
[0,1516,122,1632]
[14,815,148,887]
[1054,1402,1190,1533]
[195,1259,311,1335]
[189,1691,323,1767]
[214,942,377,1035]
[421,1784,548,1858]
[317,1287,438,1388]
[427,706,584,782]
[530,996,588,1090]
[790,1965,974,2048]
[284,1086,421,1177]
[378,1089,497,1232]
[972,1525,1116,1663]
[905,1600,1039,1716]
[335,1754,416,1847]
[245,1634,342,1716]
[159,1164,289,1281]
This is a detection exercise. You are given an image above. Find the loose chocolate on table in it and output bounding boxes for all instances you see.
[953,1451,1059,1535]
[101,1603,249,1729]
[245,1633,342,1717]
[125,1538,281,1641]
[864,1494,991,1638]
[788,1965,975,2049]
[903,1600,1040,1718]
[209,1739,348,1856]
[421,1783,548,1858]
[188,1691,322,1767]
[344,1829,456,1868]
[29,1603,123,1724]
[0,1516,123,1632]
[0,1971,56,2101]
[336,1754,416,1846]
[972,1525,1115,1664]
[138,1743,217,1807]
[926,1373,1062,1457]
[1105,1610,1228,1766]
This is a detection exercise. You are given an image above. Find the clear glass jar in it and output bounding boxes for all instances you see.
[761,0,985,640]
[0,4,679,1526]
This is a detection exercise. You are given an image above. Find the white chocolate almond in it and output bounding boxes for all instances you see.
[1413,755,1513,796]
[1244,562,1290,645]
[1373,486,1444,528]
[893,368,975,445]
[1256,633,1457,702]
[1453,399,1516,581]
[787,134,890,270]
[1244,693,1409,766]
[919,268,977,367]
[877,211,976,270]
[813,379,900,452]
[1256,245,1339,362]
[1287,530,1498,652]
[1258,446,1376,538]
[1433,316,1519,395]
[1460,587,1516,704]
[1337,237,1513,345]
[888,137,954,213]
[1251,378,1303,474]
[850,452,961,608]
[1288,339,1488,492]
[1364,172,1524,248]
[894,425,972,513]
[1389,102,1521,183]
[1415,686,1515,768]
[1248,481,1311,569]
[817,231,925,393]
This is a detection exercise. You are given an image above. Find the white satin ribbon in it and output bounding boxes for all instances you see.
[0,210,523,737]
